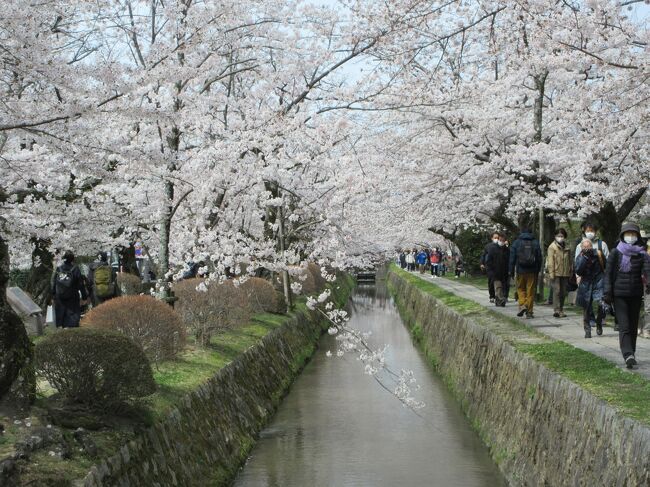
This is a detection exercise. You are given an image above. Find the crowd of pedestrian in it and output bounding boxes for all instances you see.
[398,221,650,370]
[398,247,464,278]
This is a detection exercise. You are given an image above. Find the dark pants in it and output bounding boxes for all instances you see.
[552,277,568,313]
[494,279,507,305]
[431,264,439,276]
[54,297,81,328]
[614,296,642,359]
[487,275,495,299]
[583,296,604,331]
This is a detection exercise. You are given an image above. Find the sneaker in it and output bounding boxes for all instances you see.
[500,302,506,307]
[626,355,637,369]
[526,312,534,319]
[596,323,603,336]
[559,312,567,318]
[553,312,560,318]
[584,329,591,339]
[489,298,495,303]
[517,308,527,317]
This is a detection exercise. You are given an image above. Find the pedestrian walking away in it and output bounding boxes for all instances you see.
[575,239,605,338]
[603,222,650,369]
[547,228,572,318]
[51,250,89,328]
[509,227,542,319]
[89,251,118,307]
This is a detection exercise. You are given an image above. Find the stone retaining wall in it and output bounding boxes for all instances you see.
[81,281,352,486]
[388,271,650,487]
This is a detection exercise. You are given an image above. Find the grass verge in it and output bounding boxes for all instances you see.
[389,264,650,427]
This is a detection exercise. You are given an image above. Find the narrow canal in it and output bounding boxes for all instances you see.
[233,283,506,486]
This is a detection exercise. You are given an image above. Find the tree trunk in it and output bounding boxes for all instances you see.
[589,188,647,248]
[277,204,293,310]
[0,233,35,410]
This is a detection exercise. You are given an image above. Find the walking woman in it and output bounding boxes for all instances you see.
[603,223,650,368]
[547,228,572,318]
[575,239,604,338]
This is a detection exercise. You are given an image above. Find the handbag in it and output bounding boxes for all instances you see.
[46,305,56,325]
[567,273,578,292]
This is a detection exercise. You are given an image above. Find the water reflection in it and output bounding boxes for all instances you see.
[232,284,506,487]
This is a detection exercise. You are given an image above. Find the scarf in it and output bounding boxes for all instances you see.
[616,241,646,272]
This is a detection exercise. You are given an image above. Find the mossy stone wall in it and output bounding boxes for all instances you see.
[82,280,352,486]
[388,270,650,487]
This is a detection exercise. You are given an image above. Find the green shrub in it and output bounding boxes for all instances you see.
[81,295,185,363]
[35,328,156,407]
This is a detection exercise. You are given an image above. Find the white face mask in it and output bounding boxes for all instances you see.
[624,235,637,245]
[497,240,505,247]
[492,238,499,244]
[556,237,565,244]
[585,232,595,240]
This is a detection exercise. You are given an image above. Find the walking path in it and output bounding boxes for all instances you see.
[411,272,650,380]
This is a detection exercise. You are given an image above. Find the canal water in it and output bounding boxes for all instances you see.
[233,284,506,487]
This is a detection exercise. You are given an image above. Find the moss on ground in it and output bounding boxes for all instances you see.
[389,264,650,427]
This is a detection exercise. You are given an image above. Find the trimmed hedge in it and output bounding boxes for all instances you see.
[81,295,185,363]
[35,328,156,407]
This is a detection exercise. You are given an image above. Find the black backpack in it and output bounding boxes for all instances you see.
[519,240,536,267]
[55,266,77,300]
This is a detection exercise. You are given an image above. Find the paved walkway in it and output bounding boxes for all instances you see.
[410,272,650,380]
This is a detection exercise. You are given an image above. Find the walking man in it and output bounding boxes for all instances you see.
[485,232,510,306]
[481,232,500,302]
[509,227,542,318]
[51,251,88,328]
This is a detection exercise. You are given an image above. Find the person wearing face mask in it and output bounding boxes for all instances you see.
[574,222,609,263]
[546,228,573,318]
[603,223,650,369]
[574,222,609,327]
[575,239,605,338]
[485,232,510,306]
[510,227,543,319]
[481,232,500,302]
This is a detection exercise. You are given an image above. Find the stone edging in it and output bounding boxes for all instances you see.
[388,270,650,487]
[81,283,351,486]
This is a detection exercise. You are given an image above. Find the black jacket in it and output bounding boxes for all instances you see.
[51,262,88,301]
[603,248,649,298]
[509,232,542,275]
[485,244,509,280]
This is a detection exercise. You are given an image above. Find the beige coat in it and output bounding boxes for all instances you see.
[546,240,573,278]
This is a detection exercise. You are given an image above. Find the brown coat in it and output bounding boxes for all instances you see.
[546,240,573,278]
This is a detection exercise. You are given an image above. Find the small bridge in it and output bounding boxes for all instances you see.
[355,271,376,283]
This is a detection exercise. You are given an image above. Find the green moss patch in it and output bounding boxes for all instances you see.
[516,341,650,425]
